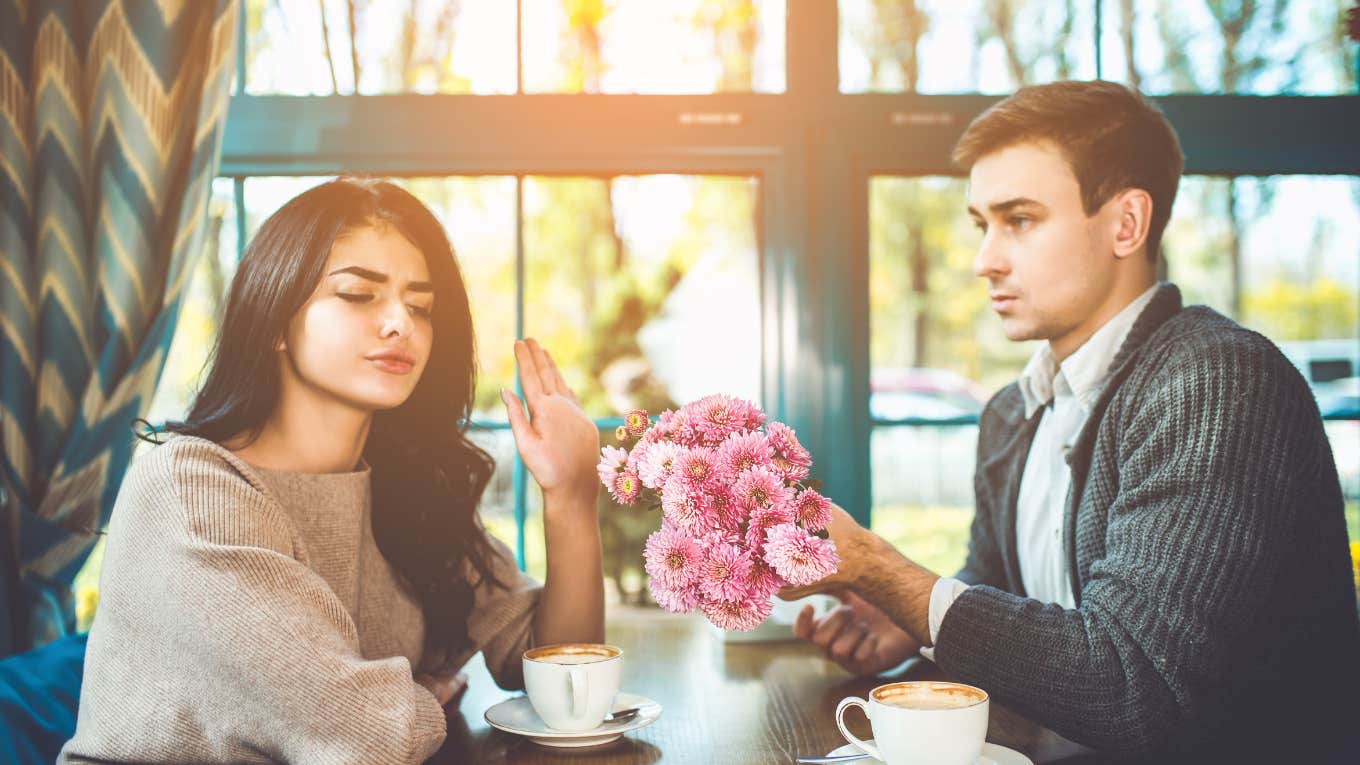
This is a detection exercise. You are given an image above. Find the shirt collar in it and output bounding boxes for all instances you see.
[1017,284,1160,418]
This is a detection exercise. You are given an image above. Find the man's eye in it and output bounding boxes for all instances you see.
[1008,216,1031,229]
[337,293,373,303]
[971,220,987,232]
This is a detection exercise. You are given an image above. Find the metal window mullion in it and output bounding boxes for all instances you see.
[512,175,528,571]
[516,0,524,95]
[233,177,245,263]
[1094,0,1104,81]
[235,0,246,96]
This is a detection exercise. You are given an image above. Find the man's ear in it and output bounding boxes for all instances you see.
[1111,188,1153,260]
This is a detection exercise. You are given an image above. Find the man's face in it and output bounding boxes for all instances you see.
[967,141,1121,359]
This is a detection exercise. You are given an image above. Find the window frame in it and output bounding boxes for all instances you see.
[217,1,1360,564]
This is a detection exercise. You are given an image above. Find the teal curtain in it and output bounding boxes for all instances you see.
[0,0,238,656]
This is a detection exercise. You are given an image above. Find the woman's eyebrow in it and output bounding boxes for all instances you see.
[328,265,433,292]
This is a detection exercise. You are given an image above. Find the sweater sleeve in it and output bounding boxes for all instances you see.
[61,439,446,765]
[933,331,1327,754]
[464,533,542,690]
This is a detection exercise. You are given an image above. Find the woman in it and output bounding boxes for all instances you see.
[59,179,604,764]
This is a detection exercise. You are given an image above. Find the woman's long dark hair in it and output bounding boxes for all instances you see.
[162,177,503,653]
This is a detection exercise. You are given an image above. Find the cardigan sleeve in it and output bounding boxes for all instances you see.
[60,439,446,765]
[933,329,1331,754]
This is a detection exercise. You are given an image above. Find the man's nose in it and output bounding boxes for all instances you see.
[972,233,1008,278]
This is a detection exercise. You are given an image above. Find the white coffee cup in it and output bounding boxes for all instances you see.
[522,643,623,732]
[835,681,989,765]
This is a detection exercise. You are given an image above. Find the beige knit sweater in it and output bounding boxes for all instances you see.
[58,435,541,764]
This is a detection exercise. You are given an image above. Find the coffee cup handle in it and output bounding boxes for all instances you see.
[835,697,881,761]
[568,667,587,718]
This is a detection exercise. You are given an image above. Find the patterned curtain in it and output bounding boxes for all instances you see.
[0,0,238,656]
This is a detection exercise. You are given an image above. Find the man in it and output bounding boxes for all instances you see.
[786,80,1360,762]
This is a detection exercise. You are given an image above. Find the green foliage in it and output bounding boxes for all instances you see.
[1243,278,1360,342]
[873,504,974,579]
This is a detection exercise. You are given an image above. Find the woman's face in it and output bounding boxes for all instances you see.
[280,224,436,412]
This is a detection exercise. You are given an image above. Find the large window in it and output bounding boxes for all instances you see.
[868,175,1360,576]
[839,0,1354,95]
[71,1,1360,628]
[244,0,786,94]
[139,173,760,585]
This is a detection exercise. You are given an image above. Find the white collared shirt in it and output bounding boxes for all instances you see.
[917,285,1157,761]
[924,285,1159,641]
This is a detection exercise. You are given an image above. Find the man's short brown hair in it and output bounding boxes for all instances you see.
[952,80,1184,260]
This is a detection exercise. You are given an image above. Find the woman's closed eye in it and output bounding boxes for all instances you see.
[338,292,432,318]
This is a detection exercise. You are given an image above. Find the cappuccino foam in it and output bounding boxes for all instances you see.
[874,681,986,711]
[881,696,971,710]
[524,643,621,665]
[540,653,608,665]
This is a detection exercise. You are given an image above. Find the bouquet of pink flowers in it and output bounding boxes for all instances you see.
[596,395,839,631]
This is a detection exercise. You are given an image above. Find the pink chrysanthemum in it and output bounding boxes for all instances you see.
[672,447,719,488]
[661,475,718,532]
[705,487,745,535]
[765,422,812,466]
[596,445,628,488]
[744,504,794,551]
[609,469,641,505]
[624,408,650,437]
[745,557,788,598]
[624,435,650,473]
[731,466,793,512]
[638,441,682,489]
[686,394,766,445]
[763,524,839,586]
[698,542,754,602]
[701,526,743,550]
[649,578,700,613]
[791,489,833,533]
[643,525,702,591]
[701,591,774,632]
[769,455,811,482]
[654,408,697,445]
[715,431,774,478]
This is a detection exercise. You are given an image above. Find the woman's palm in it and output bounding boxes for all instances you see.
[501,338,600,498]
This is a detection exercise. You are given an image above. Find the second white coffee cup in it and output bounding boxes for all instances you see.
[522,643,623,732]
[835,680,989,765]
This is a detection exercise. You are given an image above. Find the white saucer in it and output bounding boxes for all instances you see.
[484,692,662,748]
[826,740,1033,764]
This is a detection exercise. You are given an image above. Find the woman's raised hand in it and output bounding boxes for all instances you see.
[501,338,600,504]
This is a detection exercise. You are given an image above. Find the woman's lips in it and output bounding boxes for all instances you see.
[369,358,413,374]
[367,350,416,375]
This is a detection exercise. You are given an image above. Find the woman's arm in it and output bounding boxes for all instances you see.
[62,440,446,765]
[537,488,605,645]
[502,338,605,646]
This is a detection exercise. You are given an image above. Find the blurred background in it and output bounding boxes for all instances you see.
[57,0,1360,627]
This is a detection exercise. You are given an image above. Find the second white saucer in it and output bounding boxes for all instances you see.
[825,740,1034,764]
[484,692,662,748]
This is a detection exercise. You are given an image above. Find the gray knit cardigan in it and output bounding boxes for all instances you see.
[935,283,1360,762]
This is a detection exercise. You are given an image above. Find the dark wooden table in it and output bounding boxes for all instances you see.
[431,607,1050,764]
